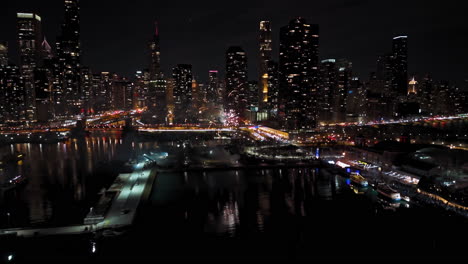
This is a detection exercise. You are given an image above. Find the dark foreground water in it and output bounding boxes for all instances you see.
[4,167,467,262]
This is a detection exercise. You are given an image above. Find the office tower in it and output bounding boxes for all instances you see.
[191,78,201,120]
[17,12,43,120]
[0,65,24,121]
[172,64,193,124]
[419,74,433,115]
[279,17,319,131]
[207,70,219,105]
[225,46,248,119]
[0,41,8,66]
[432,81,450,115]
[449,85,464,114]
[94,72,112,112]
[147,77,167,123]
[267,61,279,117]
[80,67,92,114]
[346,77,366,122]
[392,36,408,96]
[248,81,259,122]
[258,21,272,115]
[147,22,167,123]
[155,78,167,121]
[149,21,161,80]
[134,71,146,108]
[376,53,393,96]
[34,67,52,122]
[56,0,81,116]
[111,75,126,110]
[335,59,352,122]
[217,79,226,111]
[318,59,336,123]
[166,77,175,125]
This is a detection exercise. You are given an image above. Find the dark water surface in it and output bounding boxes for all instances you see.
[1,133,467,262]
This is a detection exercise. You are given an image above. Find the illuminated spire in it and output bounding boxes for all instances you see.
[41,36,52,54]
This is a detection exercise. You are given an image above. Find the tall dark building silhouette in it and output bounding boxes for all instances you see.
[147,22,167,123]
[149,21,162,80]
[17,12,43,120]
[335,59,352,122]
[318,59,336,123]
[56,0,81,116]
[225,46,248,119]
[258,21,272,116]
[207,70,219,105]
[279,17,319,131]
[172,64,193,124]
[392,36,408,96]
[0,41,8,66]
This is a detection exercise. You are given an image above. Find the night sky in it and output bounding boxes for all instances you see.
[2,0,468,85]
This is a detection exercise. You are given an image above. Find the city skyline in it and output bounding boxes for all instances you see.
[2,0,468,85]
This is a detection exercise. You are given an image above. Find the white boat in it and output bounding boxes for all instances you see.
[377,184,401,201]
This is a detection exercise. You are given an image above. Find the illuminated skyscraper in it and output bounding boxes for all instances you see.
[56,0,81,116]
[0,41,8,66]
[279,17,319,131]
[207,70,219,105]
[267,61,279,116]
[335,59,352,122]
[0,65,23,121]
[392,36,408,96]
[225,46,248,119]
[17,12,43,120]
[172,64,193,124]
[258,21,272,115]
[318,59,336,123]
[147,22,167,123]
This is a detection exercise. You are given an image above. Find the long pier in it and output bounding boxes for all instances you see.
[0,161,157,238]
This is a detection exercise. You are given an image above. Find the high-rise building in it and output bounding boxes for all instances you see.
[225,46,248,119]
[149,21,162,80]
[258,21,272,115]
[0,65,23,121]
[0,41,8,66]
[392,36,408,97]
[207,70,219,105]
[172,64,193,124]
[279,17,319,131]
[148,78,167,123]
[56,0,81,116]
[419,74,433,115]
[146,22,167,123]
[318,59,336,123]
[80,67,92,114]
[346,77,366,122]
[335,59,352,122]
[34,67,52,122]
[432,80,450,115]
[267,60,279,117]
[111,75,126,110]
[376,53,393,96]
[248,80,259,122]
[17,12,43,120]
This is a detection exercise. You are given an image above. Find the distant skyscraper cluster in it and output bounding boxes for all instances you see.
[0,3,466,128]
